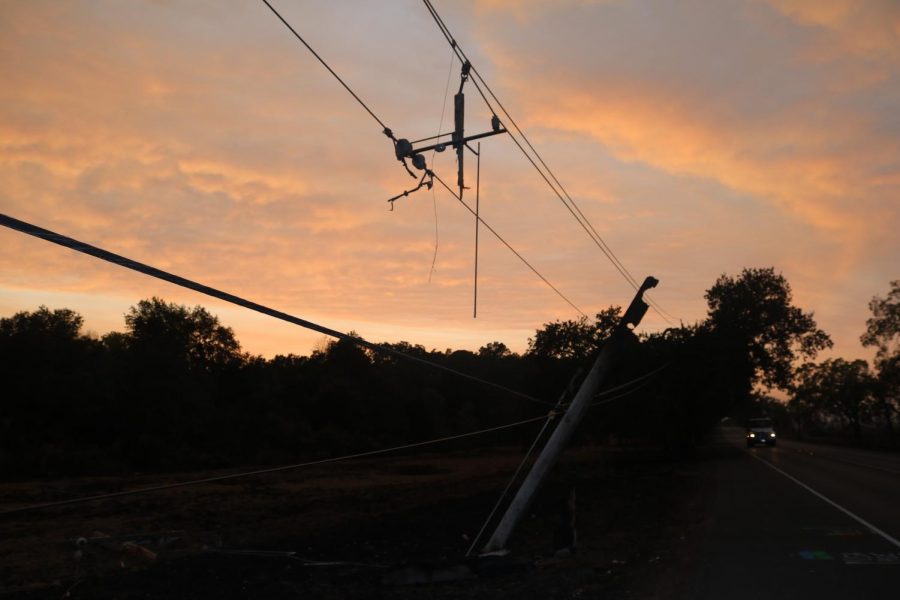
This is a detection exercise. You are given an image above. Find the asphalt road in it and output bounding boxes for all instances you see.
[680,427,900,599]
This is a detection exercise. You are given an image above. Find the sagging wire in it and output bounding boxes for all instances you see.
[465,368,584,556]
[593,362,671,402]
[259,0,418,181]
[430,172,588,318]
[429,47,458,282]
[0,414,550,517]
[0,214,551,410]
[466,361,669,556]
[420,0,680,325]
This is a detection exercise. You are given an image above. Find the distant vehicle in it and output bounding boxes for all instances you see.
[746,418,777,447]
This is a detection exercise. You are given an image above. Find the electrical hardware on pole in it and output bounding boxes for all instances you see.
[387,60,506,207]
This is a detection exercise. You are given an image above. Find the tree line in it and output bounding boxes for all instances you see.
[1,268,896,479]
[784,280,900,447]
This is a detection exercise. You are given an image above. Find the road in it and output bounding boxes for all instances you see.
[680,427,900,599]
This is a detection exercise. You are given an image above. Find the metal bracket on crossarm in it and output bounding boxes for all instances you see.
[388,61,506,203]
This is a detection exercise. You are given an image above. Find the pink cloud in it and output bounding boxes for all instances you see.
[1,1,895,364]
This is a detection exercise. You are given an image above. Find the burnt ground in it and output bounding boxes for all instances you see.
[0,443,713,599]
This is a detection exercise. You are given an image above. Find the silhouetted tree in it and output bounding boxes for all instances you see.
[792,359,873,444]
[527,307,621,362]
[705,267,831,393]
[105,298,248,470]
[478,341,513,359]
[0,307,106,477]
[124,297,244,372]
[0,306,83,341]
[873,355,900,446]
[860,280,900,445]
[861,280,900,360]
[2,266,844,478]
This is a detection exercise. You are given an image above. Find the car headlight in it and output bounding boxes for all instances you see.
[770,432,776,437]
[749,433,755,438]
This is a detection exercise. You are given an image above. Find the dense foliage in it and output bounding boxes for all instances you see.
[5,269,892,481]
[779,280,900,447]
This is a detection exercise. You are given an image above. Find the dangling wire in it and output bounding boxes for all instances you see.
[429,190,440,282]
[465,367,584,556]
[419,0,680,325]
[429,48,456,282]
[473,142,481,317]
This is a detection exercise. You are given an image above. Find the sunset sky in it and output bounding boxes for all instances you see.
[1,0,898,367]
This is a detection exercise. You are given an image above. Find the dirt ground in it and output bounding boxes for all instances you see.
[0,443,711,599]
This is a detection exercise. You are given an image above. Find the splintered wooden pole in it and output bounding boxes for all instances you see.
[481,276,659,554]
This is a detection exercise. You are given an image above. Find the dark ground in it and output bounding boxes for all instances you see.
[0,441,712,599]
[6,429,899,598]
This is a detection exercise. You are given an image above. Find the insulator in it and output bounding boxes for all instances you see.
[395,138,413,159]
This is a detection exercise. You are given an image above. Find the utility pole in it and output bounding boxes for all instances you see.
[481,276,659,554]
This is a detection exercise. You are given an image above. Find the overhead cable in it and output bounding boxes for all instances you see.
[465,413,555,556]
[420,1,630,281]
[421,0,678,324]
[428,47,456,283]
[260,0,396,141]
[0,414,549,517]
[465,360,668,556]
[465,366,582,556]
[259,0,588,318]
[594,362,670,400]
[0,214,549,408]
[430,173,588,318]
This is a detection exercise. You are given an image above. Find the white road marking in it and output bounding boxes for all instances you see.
[841,552,900,565]
[748,453,900,550]
[782,445,900,476]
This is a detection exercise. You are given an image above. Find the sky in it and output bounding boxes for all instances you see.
[1,0,898,364]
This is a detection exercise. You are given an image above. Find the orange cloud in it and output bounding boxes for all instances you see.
[1,0,896,364]
[768,0,900,62]
[525,86,868,251]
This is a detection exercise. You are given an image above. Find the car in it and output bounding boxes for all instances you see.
[746,418,777,447]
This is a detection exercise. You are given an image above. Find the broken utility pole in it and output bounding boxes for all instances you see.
[481,276,659,554]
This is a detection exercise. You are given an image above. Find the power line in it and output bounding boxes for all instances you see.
[0,361,668,517]
[420,0,496,113]
[427,48,456,284]
[420,0,678,325]
[260,0,676,324]
[0,214,550,407]
[259,0,395,141]
[0,414,549,517]
[430,173,588,318]
[472,66,677,323]
[592,372,660,407]
[465,360,668,555]
[594,362,670,400]
[464,367,581,557]
[259,0,588,319]
[466,413,555,556]
[420,2,630,282]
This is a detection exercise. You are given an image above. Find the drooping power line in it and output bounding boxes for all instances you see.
[0,413,550,517]
[430,172,588,318]
[0,360,669,517]
[421,0,678,325]
[258,0,586,317]
[260,0,394,140]
[0,214,549,407]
